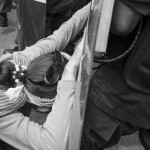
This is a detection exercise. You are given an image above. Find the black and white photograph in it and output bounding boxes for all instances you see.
[0,0,149,150]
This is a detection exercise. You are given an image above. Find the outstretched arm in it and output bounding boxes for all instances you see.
[0,33,85,150]
[13,3,90,66]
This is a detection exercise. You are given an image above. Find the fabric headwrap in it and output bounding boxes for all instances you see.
[0,85,27,117]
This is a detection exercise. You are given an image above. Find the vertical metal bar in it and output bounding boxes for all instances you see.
[67,0,115,150]
[17,0,46,51]
[95,0,115,53]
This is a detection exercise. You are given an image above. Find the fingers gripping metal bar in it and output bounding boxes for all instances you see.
[67,1,115,150]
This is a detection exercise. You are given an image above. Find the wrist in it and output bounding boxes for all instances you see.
[61,68,78,81]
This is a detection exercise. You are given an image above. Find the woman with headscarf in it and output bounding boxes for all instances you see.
[0,3,90,149]
[0,25,85,150]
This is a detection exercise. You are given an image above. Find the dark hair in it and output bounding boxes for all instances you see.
[0,61,15,86]
[25,52,68,98]
[0,52,68,99]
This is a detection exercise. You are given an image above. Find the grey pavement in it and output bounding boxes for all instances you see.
[0,9,17,56]
[106,132,144,150]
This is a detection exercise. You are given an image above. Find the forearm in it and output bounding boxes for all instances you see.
[13,3,90,63]
[45,2,91,51]
[0,113,43,150]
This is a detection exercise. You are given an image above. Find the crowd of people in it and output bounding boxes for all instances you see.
[0,0,150,150]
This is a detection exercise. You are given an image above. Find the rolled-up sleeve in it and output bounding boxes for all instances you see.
[42,81,78,150]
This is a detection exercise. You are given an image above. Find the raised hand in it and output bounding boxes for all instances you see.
[61,29,86,81]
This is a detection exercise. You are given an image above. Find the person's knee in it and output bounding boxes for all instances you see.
[110,0,141,36]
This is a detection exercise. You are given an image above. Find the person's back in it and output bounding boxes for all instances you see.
[81,0,150,150]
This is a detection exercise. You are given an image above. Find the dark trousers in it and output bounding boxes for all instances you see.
[46,12,70,36]
[80,99,150,150]
[0,0,12,12]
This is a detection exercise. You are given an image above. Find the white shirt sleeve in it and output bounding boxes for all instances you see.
[0,80,80,150]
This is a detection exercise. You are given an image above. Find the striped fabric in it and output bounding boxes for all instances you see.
[0,89,27,116]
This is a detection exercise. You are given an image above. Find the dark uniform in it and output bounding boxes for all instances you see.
[0,0,11,12]
[81,0,150,150]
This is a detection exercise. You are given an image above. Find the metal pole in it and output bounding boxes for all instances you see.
[67,0,115,150]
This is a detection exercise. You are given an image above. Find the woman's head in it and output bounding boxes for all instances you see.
[25,51,68,98]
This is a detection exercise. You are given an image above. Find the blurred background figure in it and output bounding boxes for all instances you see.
[0,0,12,27]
